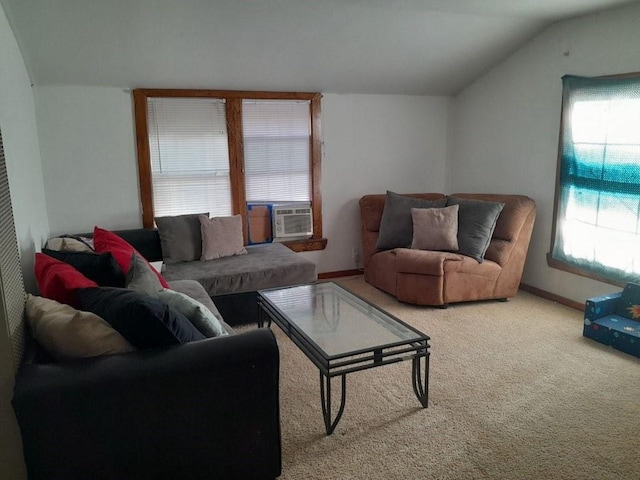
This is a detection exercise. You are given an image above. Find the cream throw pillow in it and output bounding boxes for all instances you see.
[411,205,459,251]
[25,294,135,360]
[199,214,247,260]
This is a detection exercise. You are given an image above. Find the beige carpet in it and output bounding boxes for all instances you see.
[260,276,640,480]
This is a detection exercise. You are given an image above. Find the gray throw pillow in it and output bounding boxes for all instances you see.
[125,252,164,296]
[155,213,208,264]
[377,191,448,250]
[156,289,228,338]
[446,197,505,263]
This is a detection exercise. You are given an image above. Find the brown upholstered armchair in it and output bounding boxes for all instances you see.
[359,193,536,307]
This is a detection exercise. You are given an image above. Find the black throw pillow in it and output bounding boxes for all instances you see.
[77,287,205,349]
[42,248,126,287]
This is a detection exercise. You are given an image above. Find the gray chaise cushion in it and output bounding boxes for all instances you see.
[163,243,317,297]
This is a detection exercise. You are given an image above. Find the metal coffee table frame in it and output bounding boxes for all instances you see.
[258,282,430,435]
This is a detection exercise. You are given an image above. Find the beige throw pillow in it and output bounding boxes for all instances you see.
[25,294,135,360]
[200,214,247,261]
[411,205,459,251]
[45,236,94,252]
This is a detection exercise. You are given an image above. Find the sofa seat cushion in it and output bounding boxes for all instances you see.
[443,255,502,278]
[163,243,317,296]
[394,248,464,276]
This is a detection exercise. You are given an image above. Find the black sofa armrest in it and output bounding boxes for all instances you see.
[13,328,281,480]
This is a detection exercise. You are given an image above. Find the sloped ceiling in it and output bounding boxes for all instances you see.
[1,0,636,95]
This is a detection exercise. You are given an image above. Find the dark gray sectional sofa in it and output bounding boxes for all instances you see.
[12,227,318,480]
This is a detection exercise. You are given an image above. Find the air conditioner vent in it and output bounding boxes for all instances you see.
[273,204,313,239]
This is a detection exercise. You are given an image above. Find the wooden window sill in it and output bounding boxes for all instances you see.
[282,238,327,252]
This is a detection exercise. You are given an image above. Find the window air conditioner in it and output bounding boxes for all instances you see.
[272,205,313,239]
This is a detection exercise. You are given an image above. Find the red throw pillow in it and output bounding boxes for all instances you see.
[34,253,98,308]
[93,226,169,288]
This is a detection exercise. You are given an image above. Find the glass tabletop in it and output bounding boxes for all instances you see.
[258,282,428,359]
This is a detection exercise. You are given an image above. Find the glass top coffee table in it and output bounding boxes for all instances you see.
[258,281,430,435]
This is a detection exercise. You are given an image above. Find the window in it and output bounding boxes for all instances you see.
[147,97,232,217]
[133,89,325,252]
[549,74,640,285]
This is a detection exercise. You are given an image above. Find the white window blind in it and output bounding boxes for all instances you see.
[147,97,232,218]
[242,100,311,203]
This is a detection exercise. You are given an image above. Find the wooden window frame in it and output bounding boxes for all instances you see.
[133,88,326,252]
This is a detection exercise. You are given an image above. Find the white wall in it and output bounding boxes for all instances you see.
[35,86,141,235]
[305,93,451,272]
[451,3,640,304]
[0,10,49,293]
[0,0,46,477]
[35,88,452,274]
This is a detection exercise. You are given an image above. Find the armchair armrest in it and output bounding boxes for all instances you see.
[13,328,281,480]
[585,292,622,322]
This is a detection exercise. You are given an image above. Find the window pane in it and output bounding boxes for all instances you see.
[148,97,232,217]
[242,100,311,203]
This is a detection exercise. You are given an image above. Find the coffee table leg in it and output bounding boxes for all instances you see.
[412,352,429,408]
[319,372,346,435]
